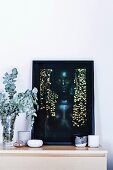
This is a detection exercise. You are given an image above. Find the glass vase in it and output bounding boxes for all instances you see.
[2,114,16,147]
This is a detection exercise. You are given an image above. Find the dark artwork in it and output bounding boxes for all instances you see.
[32,61,94,144]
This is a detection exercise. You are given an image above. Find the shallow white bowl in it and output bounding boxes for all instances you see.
[27,140,43,148]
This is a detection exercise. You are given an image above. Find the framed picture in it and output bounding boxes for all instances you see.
[32,60,94,144]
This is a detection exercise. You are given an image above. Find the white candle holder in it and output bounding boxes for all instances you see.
[88,135,99,147]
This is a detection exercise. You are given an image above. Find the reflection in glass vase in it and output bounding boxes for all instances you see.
[2,114,16,147]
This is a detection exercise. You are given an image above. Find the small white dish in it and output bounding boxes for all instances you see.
[27,140,43,148]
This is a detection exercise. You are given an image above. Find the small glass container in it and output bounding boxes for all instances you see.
[18,131,31,146]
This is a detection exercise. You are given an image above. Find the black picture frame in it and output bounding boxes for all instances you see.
[32,60,94,145]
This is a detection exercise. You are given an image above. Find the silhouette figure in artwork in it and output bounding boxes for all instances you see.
[46,69,75,138]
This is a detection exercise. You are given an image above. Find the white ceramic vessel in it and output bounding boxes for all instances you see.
[27,140,43,147]
[88,135,99,147]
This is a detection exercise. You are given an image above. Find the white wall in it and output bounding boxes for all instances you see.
[0,0,113,169]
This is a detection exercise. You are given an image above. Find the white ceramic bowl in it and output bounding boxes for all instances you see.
[27,140,43,148]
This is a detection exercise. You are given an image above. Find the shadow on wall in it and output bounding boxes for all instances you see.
[103,142,113,170]
[13,113,28,142]
[108,153,113,170]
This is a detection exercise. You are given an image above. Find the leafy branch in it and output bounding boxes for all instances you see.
[0,68,38,128]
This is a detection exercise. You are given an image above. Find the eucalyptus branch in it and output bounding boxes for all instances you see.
[0,68,38,128]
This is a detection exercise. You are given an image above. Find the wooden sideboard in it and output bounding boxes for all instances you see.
[0,145,107,170]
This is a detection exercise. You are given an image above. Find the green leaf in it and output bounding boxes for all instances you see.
[12,68,18,75]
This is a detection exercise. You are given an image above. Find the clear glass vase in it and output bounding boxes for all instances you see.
[2,114,16,147]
